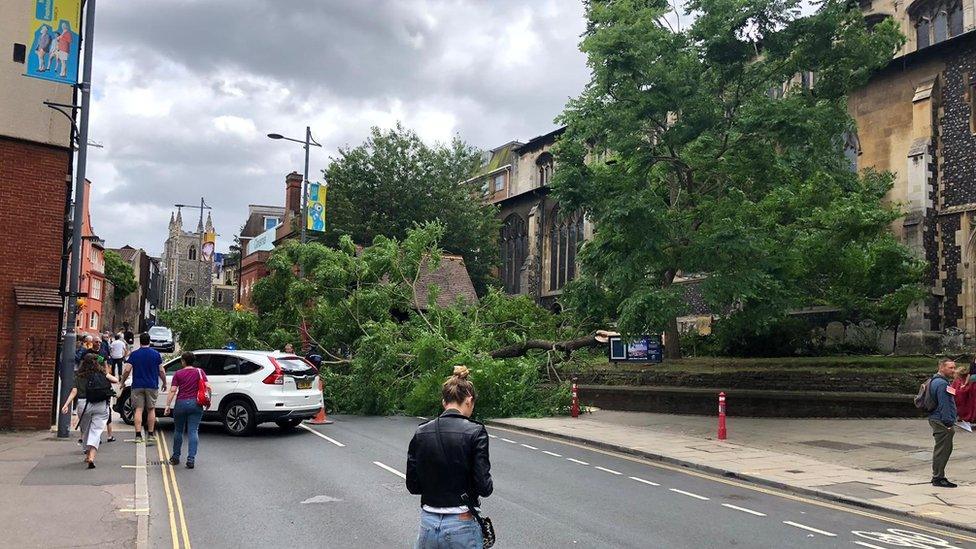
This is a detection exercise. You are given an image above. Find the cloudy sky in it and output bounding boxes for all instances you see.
[85,0,590,256]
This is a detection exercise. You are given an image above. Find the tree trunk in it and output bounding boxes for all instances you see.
[664,315,682,359]
[489,333,602,359]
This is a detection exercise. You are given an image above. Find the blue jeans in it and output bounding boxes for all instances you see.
[416,510,483,549]
[171,399,203,462]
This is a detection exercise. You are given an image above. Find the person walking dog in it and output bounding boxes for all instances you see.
[164,352,211,469]
[60,354,117,468]
[406,366,494,548]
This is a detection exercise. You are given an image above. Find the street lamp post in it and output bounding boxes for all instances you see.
[267,127,322,244]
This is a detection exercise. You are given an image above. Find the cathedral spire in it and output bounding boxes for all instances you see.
[205,212,214,233]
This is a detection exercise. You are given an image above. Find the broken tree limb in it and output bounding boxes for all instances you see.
[489,330,614,359]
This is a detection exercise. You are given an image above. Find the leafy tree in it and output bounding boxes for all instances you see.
[552,0,920,358]
[251,223,570,418]
[104,250,137,301]
[158,306,263,352]
[323,124,500,295]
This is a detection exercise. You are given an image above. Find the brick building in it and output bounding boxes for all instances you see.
[0,4,74,428]
[75,180,105,339]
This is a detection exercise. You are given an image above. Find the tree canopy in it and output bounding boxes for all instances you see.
[104,250,137,301]
[322,124,499,295]
[552,0,923,357]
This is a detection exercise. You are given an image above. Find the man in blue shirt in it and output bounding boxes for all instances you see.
[929,357,959,488]
[119,333,167,443]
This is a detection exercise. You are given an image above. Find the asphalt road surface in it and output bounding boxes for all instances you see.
[146,415,976,549]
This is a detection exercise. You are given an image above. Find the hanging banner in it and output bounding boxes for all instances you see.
[25,0,82,85]
[202,230,216,261]
[307,183,327,232]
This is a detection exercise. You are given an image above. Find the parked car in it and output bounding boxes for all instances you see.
[147,326,175,353]
[114,350,322,436]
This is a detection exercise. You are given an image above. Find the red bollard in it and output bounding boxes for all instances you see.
[571,378,580,418]
[717,392,727,440]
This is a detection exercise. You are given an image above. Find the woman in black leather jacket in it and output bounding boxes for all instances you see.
[406,366,493,548]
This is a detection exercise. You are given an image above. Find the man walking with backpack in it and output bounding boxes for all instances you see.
[119,333,166,444]
[923,358,959,488]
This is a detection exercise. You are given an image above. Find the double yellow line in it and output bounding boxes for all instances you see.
[154,433,192,549]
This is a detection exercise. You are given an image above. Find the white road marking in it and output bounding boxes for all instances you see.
[594,466,622,475]
[299,424,346,447]
[721,504,766,517]
[853,542,888,549]
[567,458,590,465]
[542,451,562,457]
[488,434,497,438]
[500,438,517,444]
[669,488,709,501]
[520,444,538,450]
[416,416,428,420]
[629,476,660,486]
[373,461,406,479]
[782,521,836,537]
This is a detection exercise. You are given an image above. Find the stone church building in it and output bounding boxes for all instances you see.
[161,209,216,310]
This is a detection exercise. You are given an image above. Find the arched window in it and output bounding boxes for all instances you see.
[500,214,527,294]
[910,0,963,49]
[188,245,197,261]
[184,289,196,307]
[547,208,584,292]
[536,152,554,187]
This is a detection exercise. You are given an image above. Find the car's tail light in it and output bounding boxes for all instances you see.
[263,357,284,385]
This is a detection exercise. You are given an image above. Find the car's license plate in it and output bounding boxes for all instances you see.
[296,379,312,390]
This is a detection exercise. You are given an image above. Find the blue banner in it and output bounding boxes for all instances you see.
[25,0,81,86]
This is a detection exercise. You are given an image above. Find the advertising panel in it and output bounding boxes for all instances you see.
[307,183,327,232]
[608,335,663,363]
[25,0,82,85]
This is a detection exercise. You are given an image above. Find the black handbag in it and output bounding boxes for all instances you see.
[434,417,496,548]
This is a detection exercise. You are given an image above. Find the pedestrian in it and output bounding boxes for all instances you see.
[101,356,117,443]
[119,333,166,444]
[163,352,211,469]
[406,366,493,549]
[109,333,127,378]
[951,361,976,424]
[75,334,95,369]
[99,331,112,360]
[283,343,295,354]
[123,322,135,348]
[60,353,117,468]
[929,357,959,488]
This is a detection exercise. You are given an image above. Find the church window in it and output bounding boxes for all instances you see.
[188,245,197,261]
[911,0,963,49]
[500,214,527,294]
[949,6,963,36]
[933,10,948,43]
[546,208,584,292]
[916,18,931,49]
[217,291,224,303]
[536,152,554,187]
[184,289,196,307]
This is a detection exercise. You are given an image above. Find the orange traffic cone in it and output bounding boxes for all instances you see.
[305,377,334,425]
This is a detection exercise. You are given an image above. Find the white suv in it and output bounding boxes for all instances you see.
[115,350,323,436]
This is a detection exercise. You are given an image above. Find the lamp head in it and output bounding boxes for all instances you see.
[267,133,284,140]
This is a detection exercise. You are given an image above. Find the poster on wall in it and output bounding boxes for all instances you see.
[306,183,327,232]
[608,335,663,363]
[25,0,82,85]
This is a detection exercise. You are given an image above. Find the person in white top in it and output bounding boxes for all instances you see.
[109,333,128,378]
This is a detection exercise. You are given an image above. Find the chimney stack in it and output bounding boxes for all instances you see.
[285,172,302,216]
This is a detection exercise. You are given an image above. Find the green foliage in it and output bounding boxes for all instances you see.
[252,223,570,419]
[322,123,500,295]
[158,306,263,352]
[104,250,137,301]
[553,0,920,357]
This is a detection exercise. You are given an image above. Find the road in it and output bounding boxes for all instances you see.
[146,415,976,548]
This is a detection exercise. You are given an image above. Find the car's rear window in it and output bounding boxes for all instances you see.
[275,358,316,376]
[149,328,171,337]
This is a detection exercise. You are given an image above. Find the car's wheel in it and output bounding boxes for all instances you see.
[222,400,257,436]
[119,391,135,425]
[275,418,302,430]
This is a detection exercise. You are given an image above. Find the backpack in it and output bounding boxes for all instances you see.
[85,372,114,403]
[914,375,938,412]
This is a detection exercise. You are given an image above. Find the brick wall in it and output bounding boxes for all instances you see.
[0,136,69,429]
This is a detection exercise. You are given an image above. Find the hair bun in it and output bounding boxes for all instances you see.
[452,365,470,379]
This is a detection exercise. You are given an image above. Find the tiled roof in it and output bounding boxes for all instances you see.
[109,247,139,262]
[14,286,63,309]
[413,255,478,309]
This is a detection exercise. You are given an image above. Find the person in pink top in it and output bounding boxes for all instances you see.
[55,22,72,78]
[163,352,211,469]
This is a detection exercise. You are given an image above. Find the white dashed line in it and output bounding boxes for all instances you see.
[416,416,428,420]
[488,434,497,438]
[567,458,590,465]
[853,542,888,549]
[594,466,622,475]
[520,444,538,450]
[373,461,406,479]
[629,476,660,486]
[500,438,517,444]
[542,451,562,457]
[782,521,836,537]
[721,504,766,517]
[669,488,709,501]
[299,424,346,447]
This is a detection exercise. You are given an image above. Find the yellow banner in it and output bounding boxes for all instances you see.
[26,0,82,85]
[307,183,327,232]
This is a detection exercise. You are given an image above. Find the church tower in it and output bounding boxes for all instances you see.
[160,202,216,311]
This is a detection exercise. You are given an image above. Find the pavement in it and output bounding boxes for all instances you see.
[145,414,976,548]
[0,421,141,549]
[490,410,976,534]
